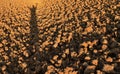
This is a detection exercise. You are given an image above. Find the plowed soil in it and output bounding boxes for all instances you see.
[0,0,120,74]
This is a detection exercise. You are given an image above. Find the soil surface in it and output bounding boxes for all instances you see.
[0,0,120,74]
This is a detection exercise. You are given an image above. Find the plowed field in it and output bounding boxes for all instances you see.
[0,0,120,74]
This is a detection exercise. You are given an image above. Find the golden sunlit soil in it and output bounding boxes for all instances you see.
[0,0,120,74]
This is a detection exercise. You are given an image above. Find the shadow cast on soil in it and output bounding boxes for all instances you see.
[1,1,120,74]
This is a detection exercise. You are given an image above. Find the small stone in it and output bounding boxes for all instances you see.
[18,60,22,64]
[45,48,49,51]
[53,55,58,60]
[62,53,66,58]
[99,49,103,53]
[102,39,108,44]
[93,49,98,54]
[92,59,98,65]
[85,26,93,33]
[0,48,4,53]
[81,42,88,48]
[58,59,62,64]
[102,45,108,50]
[33,57,37,60]
[50,60,55,64]
[0,43,3,47]
[19,57,23,61]
[2,39,7,44]
[102,64,114,73]
[3,55,9,60]
[4,47,8,51]
[56,37,61,43]
[53,43,58,48]
[21,62,27,69]
[83,62,89,67]
[106,57,113,62]
[71,51,77,57]
[65,48,69,55]
[47,65,55,70]
[56,59,62,66]
[6,62,11,65]
[23,50,31,57]
[85,56,91,61]
[84,65,96,74]
[42,41,49,48]
[2,65,6,71]
[39,48,43,52]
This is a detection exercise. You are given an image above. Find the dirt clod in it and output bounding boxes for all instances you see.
[102,64,114,73]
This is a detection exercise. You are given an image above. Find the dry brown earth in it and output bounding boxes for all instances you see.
[0,0,120,74]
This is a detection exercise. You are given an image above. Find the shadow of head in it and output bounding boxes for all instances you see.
[29,4,38,24]
[30,5,37,11]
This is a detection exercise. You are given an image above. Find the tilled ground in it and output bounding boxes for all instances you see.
[0,0,120,74]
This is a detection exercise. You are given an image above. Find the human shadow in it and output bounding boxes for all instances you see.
[23,5,49,74]
[29,5,39,45]
[1,1,120,74]
[24,5,40,58]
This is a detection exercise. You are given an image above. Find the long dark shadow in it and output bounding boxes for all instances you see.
[28,5,39,50]
[25,5,48,74]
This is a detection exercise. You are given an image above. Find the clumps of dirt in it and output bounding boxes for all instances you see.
[0,0,120,74]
